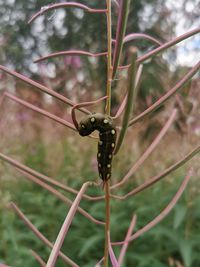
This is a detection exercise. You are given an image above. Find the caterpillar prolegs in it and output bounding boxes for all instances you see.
[77,113,117,182]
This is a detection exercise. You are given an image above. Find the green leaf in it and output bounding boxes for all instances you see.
[173,205,187,229]
[179,239,193,267]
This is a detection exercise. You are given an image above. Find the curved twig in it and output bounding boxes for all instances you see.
[0,65,90,114]
[111,109,177,189]
[30,250,46,267]
[45,182,92,267]
[118,28,200,69]
[129,60,200,126]
[4,92,76,131]
[71,96,108,130]
[112,144,200,199]
[112,0,131,78]
[34,51,108,63]
[10,202,79,267]
[112,169,193,245]
[28,2,107,24]
[123,33,162,46]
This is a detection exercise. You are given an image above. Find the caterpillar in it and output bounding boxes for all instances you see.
[77,113,117,182]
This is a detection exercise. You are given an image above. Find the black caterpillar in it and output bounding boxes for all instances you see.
[77,113,117,182]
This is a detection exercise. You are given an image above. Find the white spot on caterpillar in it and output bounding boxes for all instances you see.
[98,153,101,158]
[81,124,85,128]
[90,117,95,123]
[108,154,112,159]
[98,163,101,168]
[111,143,115,148]
[107,164,111,168]
[99,141,103,146]
[111,129,116,135]
[106,173,110,179]
[103,119,109,124]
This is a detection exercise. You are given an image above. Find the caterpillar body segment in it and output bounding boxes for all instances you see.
[78,113,117,182]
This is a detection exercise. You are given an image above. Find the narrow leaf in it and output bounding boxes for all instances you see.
[10,202,78,267]
[46,182,92,267]
[118,214,137,266]
[4,92,76,131]
[112,0,131,78]
[111,109,177,189]
[124,33,162,46]
[0,65,90,114]
[113,144,200,199]
[112,169,193,245]
[34,50,108,63]
[0,152,104,225]
[129,60,200,126]
[28,2,107,24]
[114,48,137,154]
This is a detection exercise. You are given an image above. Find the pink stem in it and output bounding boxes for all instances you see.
[45,182,92,267]
[124,33,162,46]
[71,95,108,129]
[118,215,137,265]
[30,250,46,267]
[4,92,76,131]
[129,60,200,126]
[15,167,104,225]
[34,51,108,63]
[28,2,107,24]
[0,65,90,114]
[112,169,193,245]
[9,202,79,267]
[111,109,177,189]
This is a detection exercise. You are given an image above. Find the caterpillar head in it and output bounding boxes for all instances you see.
[78,116,94,136]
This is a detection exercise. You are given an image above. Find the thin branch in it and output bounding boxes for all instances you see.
[108,231,120,267]
[9,202,79,267]
[15,167,104,225]
[113,144,200,200]
[105,0,113,115]
[28,2,107,24]
[129,60,200,126]
[123,33,162,46]
[137,28,200,64]
[118,214,137,265]
[114,48,138,154]
[112,0,131,78]
[71,96,108,130]
[118,28,200,68]
[30,250,46,267]
[0,150,102,201]
[34,51,108,63]
[112,169,193,245]
[0,65,90,114]
[45,182,92,267]
[4,92,76,131]
[112,109,177,189]
[113,64,143,119]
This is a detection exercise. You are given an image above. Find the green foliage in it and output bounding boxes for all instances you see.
[1,139,200,266]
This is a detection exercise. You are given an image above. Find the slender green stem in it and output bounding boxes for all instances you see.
[114,48,138,154]
[112,0,131,78]
[104,1,112,266]
[105,0,113,115]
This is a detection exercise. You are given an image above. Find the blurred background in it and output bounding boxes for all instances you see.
[0,0,200,266]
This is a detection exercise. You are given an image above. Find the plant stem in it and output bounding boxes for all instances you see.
[105,0,113,116]
[104,181,110,267]
[104,1,112,266]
